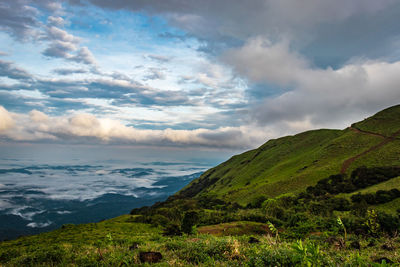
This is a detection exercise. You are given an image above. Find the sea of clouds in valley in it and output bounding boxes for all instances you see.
[0,157,210,240]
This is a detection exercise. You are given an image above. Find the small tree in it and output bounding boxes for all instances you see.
[181,211,199,234]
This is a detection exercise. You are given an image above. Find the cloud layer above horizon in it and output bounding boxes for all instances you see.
[1,0,400,149]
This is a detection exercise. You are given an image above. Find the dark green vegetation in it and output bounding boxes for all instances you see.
[1,105,400,266]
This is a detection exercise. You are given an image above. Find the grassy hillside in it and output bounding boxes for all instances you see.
[353,105,400,136]
[178,105,400,205]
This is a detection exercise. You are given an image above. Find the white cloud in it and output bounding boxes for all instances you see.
[43,26,97,65]
[47,16,66,27]
[0,106,14,132]
[29,110,49,122]
[224,37,308,86]
[225,37,400,128]
[0,106,265,148]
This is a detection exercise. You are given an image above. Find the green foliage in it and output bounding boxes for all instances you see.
[353,104,400,136]
[291,240,325,266]
[181,210,199,234]
[162,223,182,236]
[364,210,380,236]
[246,245,300,267]
[267,221,279,241]
[337,217,347,244]
[164,236,242,264]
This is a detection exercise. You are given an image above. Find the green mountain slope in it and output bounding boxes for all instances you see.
[177,105,400,205]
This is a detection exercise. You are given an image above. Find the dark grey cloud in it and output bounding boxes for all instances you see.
[0,60,32,81]
[0,1,39,40]
[78,0,396,40]
[0,91,44,113]
[300,1,400,68]
[0,0,63,40]
[42,40,77,58]
[0,89,94,116]
[70,0,400,66]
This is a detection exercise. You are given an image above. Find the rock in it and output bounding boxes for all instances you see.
[139,252,163,263]
[249,237,260,244]
[373,257,393,264]
[129,242,139,250]
[349,241,361,250]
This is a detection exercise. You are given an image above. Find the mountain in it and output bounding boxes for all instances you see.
[176,105,400,205]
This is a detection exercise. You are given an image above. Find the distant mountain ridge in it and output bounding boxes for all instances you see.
[175,105,400,205]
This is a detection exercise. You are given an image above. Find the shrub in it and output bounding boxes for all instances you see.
[182,211,199,234]
[246,245,300,266]
[377,212,400,235]
[162,223,182,236]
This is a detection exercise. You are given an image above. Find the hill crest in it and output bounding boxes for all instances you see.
[176,104,400,205]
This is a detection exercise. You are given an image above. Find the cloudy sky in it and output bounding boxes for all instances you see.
[1,0,400,150]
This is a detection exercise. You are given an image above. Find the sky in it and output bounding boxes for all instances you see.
[1,0,400,152]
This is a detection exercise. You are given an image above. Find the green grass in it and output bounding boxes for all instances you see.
[178,105,400,205]
[0,215,163,266]
[353,104,400,136]
[344,176,400,196]
[338,176,400,214]
[0,215,160,251]
[197,221,269,236]
[374,198,400,214]
[2,217,399,266]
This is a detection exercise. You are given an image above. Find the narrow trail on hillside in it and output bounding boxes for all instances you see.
[340,127,400,174]
[349,126,387,138]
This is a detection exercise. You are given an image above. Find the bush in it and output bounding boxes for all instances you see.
[246,245,300,266]
[377,212,400,235]
[182,211,199,234]
[162,223,182,236]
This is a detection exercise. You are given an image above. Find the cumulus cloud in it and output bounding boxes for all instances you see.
[71,47,96,65]
[0,106,14,132]
[29,110,49,122]
[0,1,40,40]
[0,1,97,65]
[0,0,64,40]
[224,37,308,86]
[0,59,32,81]
[42,26,96,65]
[47,16,66,27]
[0,106,263,148]
[225,37,400,128]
